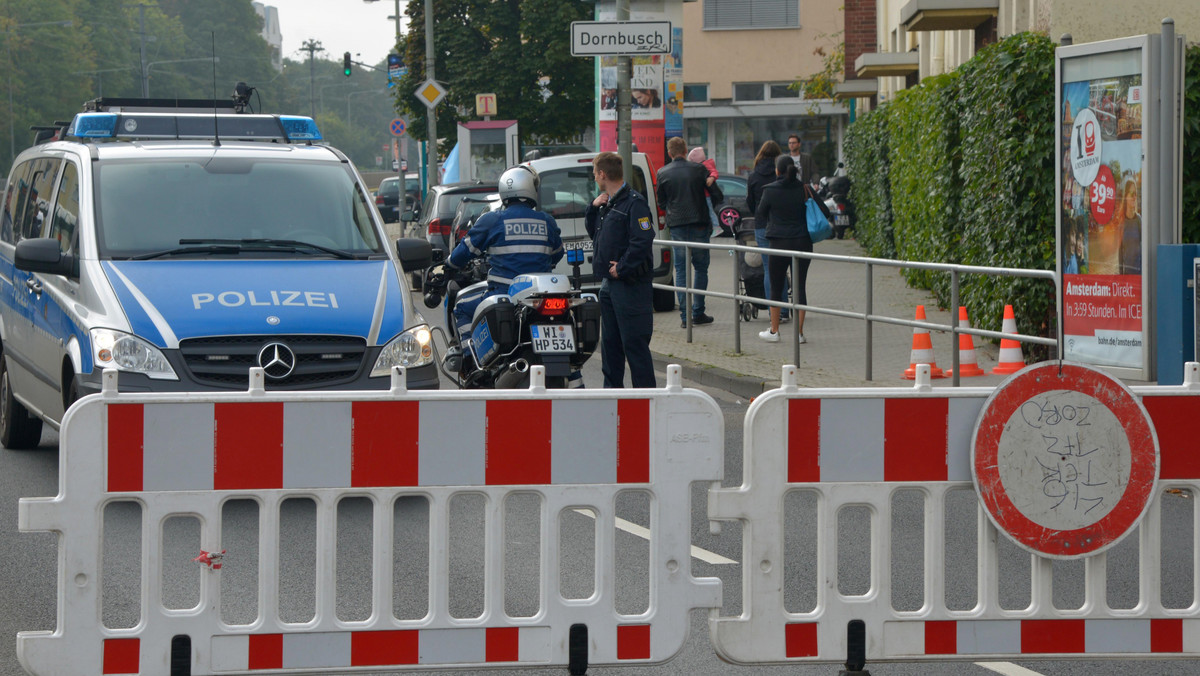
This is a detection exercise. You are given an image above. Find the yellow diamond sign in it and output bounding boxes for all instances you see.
[415,79,447,109]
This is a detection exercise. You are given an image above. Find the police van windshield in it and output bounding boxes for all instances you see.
[95,159,384,259]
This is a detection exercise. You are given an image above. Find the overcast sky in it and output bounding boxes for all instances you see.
[268,0,406,66]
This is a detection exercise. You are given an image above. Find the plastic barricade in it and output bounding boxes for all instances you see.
[709,363,1200,665]
[18,366,723,675]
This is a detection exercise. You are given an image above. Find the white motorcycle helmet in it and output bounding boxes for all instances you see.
[498,165,540,207]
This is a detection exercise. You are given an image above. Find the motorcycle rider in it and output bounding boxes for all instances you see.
[444,165,564,343]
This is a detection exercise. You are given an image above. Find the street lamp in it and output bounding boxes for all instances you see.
[3,19,73,168]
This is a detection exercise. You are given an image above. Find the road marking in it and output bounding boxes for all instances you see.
[975,662,1046,676]
[572,509,737,565]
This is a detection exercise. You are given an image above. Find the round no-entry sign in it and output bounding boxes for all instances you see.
[972,362,1158,559]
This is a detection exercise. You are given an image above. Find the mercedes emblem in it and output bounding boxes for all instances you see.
[257,342,296,380]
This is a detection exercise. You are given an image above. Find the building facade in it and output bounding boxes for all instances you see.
[679,0,850,177]
[252,2,284,73]
[838,0,1200,108]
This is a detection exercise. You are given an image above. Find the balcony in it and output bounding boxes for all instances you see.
[833,79,879,100]
[900,0,998,32]
[854,51,920,79]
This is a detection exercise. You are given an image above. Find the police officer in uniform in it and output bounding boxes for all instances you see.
[585,152,656,388]
[446,165,563,341]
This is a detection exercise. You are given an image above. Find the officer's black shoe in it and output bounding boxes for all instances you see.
[692,313,714,326]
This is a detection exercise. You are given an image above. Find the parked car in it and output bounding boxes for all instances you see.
[375,174,420,223]
[448,193,501,249]
[0,99,438,448]
[713,173,750,237]
[523,151,674,312]
[412,181,496,255]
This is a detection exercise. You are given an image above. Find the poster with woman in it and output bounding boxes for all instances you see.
[1060,70,1144,370]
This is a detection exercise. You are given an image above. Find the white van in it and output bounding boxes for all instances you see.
[0,101,437,448]
[523,152,674,312]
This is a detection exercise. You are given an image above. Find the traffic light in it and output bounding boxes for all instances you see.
[343,52,352,77]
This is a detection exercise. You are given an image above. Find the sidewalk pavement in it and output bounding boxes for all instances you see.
[647,236,1023,399]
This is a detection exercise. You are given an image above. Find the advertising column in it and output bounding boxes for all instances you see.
[1057,39,1152,378]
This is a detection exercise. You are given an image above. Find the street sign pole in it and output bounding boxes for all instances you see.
[424,0,439,189]
[616,0,632,185]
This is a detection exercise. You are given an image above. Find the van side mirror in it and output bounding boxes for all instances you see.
[395,238,433,272]
[15,238,75,277]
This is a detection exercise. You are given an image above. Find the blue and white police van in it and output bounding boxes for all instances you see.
[0,98,436,448]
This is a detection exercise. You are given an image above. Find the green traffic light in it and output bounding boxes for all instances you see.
[343,52,352,77]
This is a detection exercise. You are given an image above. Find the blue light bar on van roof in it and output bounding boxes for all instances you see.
[279,116,322,141]
[69,112,118,138]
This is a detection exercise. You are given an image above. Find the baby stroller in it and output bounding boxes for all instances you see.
[735,219,767,321]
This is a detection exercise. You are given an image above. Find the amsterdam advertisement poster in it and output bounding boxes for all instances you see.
[1060,72,1144,369]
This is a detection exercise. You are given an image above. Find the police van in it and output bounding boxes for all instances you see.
[0,98,436,448]
[523,152,675,312]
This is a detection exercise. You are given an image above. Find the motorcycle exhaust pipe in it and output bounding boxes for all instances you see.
[509,359,530,374]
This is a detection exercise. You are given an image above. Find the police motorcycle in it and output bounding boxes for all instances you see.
[421,249,600,389]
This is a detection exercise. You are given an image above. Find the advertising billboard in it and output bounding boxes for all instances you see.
[1057,37,1153,378]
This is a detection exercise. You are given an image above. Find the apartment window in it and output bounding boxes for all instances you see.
[703,0,799,30]
[769,83,800,99]
[683,84,710,104]
[733,83,766,102]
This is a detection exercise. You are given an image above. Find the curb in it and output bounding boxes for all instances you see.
[651,350,779,400]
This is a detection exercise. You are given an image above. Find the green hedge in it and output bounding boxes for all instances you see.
[1184,44,1200,243]
[845,33,1065,356]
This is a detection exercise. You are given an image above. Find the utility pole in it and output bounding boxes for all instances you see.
[300,39,324,118]
[616,0,632,184]
[424,0,438,188]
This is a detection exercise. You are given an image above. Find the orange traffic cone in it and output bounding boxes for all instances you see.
[945,306,986,377]
[903,305,946,379]
[990,304,1026,375]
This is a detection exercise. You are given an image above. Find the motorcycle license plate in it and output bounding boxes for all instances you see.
[531,324,576,354]
[564,239,593,252]
[835,214,850,227]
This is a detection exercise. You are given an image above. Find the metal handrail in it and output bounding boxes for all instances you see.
[658,238,1060,385]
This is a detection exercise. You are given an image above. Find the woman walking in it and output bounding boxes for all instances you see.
[746,140,788,320]
[754,155,826,343]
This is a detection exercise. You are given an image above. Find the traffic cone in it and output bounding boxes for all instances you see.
[990,304,1026,375]
[945,306,986,377]
[902,305,946,379]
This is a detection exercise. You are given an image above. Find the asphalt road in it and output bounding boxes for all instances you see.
[1,300,1197,675]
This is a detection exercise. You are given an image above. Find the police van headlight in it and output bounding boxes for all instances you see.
[90,329,179,380]
[371,324,433,376]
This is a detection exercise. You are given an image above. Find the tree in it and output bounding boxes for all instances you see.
[793,30,845,109]
[393,0,593,152]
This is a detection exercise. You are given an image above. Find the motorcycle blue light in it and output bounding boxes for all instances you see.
[279,116,323,141]
[69,113,118,138]
[566,249,584,265]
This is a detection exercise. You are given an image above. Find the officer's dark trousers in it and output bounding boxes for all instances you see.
[598,278,656,388]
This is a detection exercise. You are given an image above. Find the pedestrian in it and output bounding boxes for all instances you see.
[745,140,788,321]
[657,136,714,328]
[755,154,829,344]
[585,152,657,388]
[687,146,723,237]
[786,133,820,185]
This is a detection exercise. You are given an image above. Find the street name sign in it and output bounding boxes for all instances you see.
[570,21,671,56]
